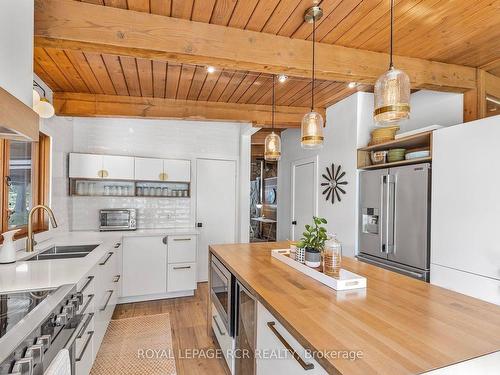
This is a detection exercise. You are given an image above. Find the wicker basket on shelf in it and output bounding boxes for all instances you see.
[368,126,400,146]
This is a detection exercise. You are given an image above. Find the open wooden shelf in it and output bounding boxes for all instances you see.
[358,130,433,169]
[359,157,432,170]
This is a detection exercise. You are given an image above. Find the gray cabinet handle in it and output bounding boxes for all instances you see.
[99,290,114,311]
[77,313,94,339]
[267,322,314,370]
[173,238,191,241]
[76,331,94,362]
[113,275,121,283]
[79,294,94,315]
[80,276,94,293]
[114,242,121,248]
[212,315,225,336]
[99,252,114,266]
[162,237,168,244]
[173,266,191,270]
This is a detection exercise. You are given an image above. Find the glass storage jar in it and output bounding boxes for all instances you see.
[323,234,342,277]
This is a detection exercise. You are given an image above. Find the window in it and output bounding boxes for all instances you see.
[0,133,50,238]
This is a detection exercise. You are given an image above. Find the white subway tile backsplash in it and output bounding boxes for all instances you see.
[71,197,191,230]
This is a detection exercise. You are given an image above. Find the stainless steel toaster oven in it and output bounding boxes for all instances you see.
[99,209,137,231]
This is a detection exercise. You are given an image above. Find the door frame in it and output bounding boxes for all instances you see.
[290,156,319,240]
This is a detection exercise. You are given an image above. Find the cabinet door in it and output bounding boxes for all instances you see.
[167,263,196,292]
[102,155,135,180]
[135,157,164,181]
[167,235,197,263]
[69,153,103,179]
[163,159,191,182]
[256,302,328,375]
[122,236,167,297]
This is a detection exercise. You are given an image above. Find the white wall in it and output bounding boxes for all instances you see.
[278,94,359,256]
[0,0,34,106]
[278,90,464,257]
[430,115,500,304]
[71,117,245,231]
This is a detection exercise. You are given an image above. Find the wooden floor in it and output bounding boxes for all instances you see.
[113,283,228,375]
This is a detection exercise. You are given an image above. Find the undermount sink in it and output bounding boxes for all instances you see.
[27,244,99,261]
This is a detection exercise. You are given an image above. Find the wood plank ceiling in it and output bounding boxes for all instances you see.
[35,47,360,108]
[34,0,500,119]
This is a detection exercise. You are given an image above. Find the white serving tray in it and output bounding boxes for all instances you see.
[271,249,367,291]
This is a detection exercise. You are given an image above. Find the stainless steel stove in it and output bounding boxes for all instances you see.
[0,284,88,375]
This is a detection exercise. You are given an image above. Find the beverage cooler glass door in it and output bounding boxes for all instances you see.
[235,281,256,375]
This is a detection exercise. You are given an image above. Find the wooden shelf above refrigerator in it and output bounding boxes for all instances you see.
[358,131,433,170]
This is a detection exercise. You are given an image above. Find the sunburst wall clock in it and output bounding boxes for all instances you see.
[321,163,347,204]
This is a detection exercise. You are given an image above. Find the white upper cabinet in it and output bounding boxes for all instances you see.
[135,158,191,182]
[163,159,190,182]
[69,153,134,180]
[102,155,135,180]
[135,157,163,181]
[69,153,103,179]
[70,153,189,182]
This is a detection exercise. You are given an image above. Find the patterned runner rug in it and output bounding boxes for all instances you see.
[90,313,177,375]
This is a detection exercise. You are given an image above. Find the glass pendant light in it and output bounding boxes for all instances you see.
[264,75,281,161]
[301,6,324,150]
[373,0,410,126]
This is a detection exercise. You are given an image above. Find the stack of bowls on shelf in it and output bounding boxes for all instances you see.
[405,147,431,160]
[387,148,406,163]
[369,126,400,146]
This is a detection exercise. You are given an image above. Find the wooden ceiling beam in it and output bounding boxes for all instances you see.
[53,92,321,128]
[34,0,476,92]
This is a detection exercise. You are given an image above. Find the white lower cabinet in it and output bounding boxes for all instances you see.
[256,302,328,375]
[121,235,197,302]
[122,236,167,298]
[75,240,121,375]
[167,263,196,292]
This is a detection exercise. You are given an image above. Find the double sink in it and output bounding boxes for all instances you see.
[27,244,99,261]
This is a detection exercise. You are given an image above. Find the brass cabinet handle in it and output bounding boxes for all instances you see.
[102,170,109,178]
[267,322,314,370]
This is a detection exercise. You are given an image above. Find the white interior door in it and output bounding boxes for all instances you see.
[291,157,317,241]
[196,159,237,282]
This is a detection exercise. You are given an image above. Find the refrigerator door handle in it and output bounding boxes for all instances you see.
[380,175,387,253]
[386,174,396,254]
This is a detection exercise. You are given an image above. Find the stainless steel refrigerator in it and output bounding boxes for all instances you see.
[358,163,431,281]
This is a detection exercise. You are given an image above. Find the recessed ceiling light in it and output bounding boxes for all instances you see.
[348,82,357,89]
[206,66,216,74]
[278,74,288,83]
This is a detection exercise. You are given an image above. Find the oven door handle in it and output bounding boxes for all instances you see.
[77,313,94,339]
[64,313,91,350]
[76,331,94,362]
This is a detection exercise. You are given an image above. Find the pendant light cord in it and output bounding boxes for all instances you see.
[272,74,275,131]
[311,16,316,111]
[389,0,394,68]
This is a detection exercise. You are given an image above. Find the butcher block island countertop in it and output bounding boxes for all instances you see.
[209,241,500,375]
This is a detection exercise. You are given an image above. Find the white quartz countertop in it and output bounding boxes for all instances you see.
[0,228,198,293]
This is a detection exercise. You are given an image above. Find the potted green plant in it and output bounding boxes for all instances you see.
[297,216,328,267]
